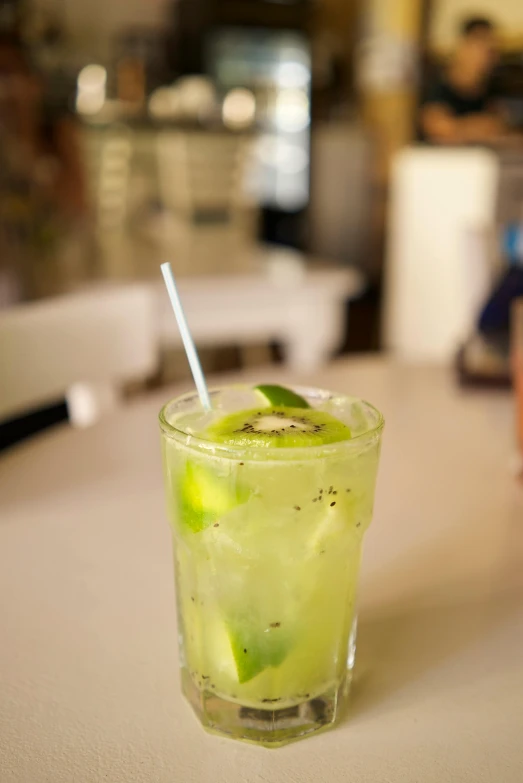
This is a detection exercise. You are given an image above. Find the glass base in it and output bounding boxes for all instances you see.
[181,669,350,747]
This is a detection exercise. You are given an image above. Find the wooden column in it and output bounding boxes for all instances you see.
[360,0,424,177]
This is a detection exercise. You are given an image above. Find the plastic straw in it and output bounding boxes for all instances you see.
[161,263,212,411]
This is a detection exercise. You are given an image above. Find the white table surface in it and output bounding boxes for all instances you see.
[157,246,365,371]
[1,359,522,783]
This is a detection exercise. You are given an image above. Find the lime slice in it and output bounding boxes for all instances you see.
[227,620,289,684]
[255,384,310,409]
[179,462,249,533]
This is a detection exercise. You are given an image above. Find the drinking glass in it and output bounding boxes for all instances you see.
[159,386,384,746]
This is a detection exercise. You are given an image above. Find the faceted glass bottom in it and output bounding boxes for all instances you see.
[181,668,351,747]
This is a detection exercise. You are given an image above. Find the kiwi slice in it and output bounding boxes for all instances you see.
[179,462,249,533]
[206,406,351,449]
[255,384,310,409]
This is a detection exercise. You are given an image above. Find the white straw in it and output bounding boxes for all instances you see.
[161,263,212,411]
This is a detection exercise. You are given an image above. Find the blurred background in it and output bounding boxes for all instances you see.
[2,0,523,449]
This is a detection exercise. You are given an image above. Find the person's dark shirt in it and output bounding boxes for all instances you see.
[420,68,502,141]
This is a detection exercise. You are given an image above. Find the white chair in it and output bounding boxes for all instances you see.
[155,246,365,372]
[156,131,258,276]
[383,147,500,362]
[0,285,157,428]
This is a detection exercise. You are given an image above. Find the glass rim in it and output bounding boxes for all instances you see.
[159,384,384,461]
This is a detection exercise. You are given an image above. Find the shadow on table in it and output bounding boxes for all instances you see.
[345,533,523,723]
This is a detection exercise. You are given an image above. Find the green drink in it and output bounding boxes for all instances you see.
[159,384,383,746]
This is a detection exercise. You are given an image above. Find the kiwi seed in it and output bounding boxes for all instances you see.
[294,506,301,511]
[330,502,336,507]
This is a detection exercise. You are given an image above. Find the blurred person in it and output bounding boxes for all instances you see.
[420,16,510,146]
[0,33,86,300]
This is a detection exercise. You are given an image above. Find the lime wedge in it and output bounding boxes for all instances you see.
[255,384,310,409]
[227,621,289,684]
[179,462,249,533]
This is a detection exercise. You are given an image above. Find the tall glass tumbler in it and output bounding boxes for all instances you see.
[160,386,384,746]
